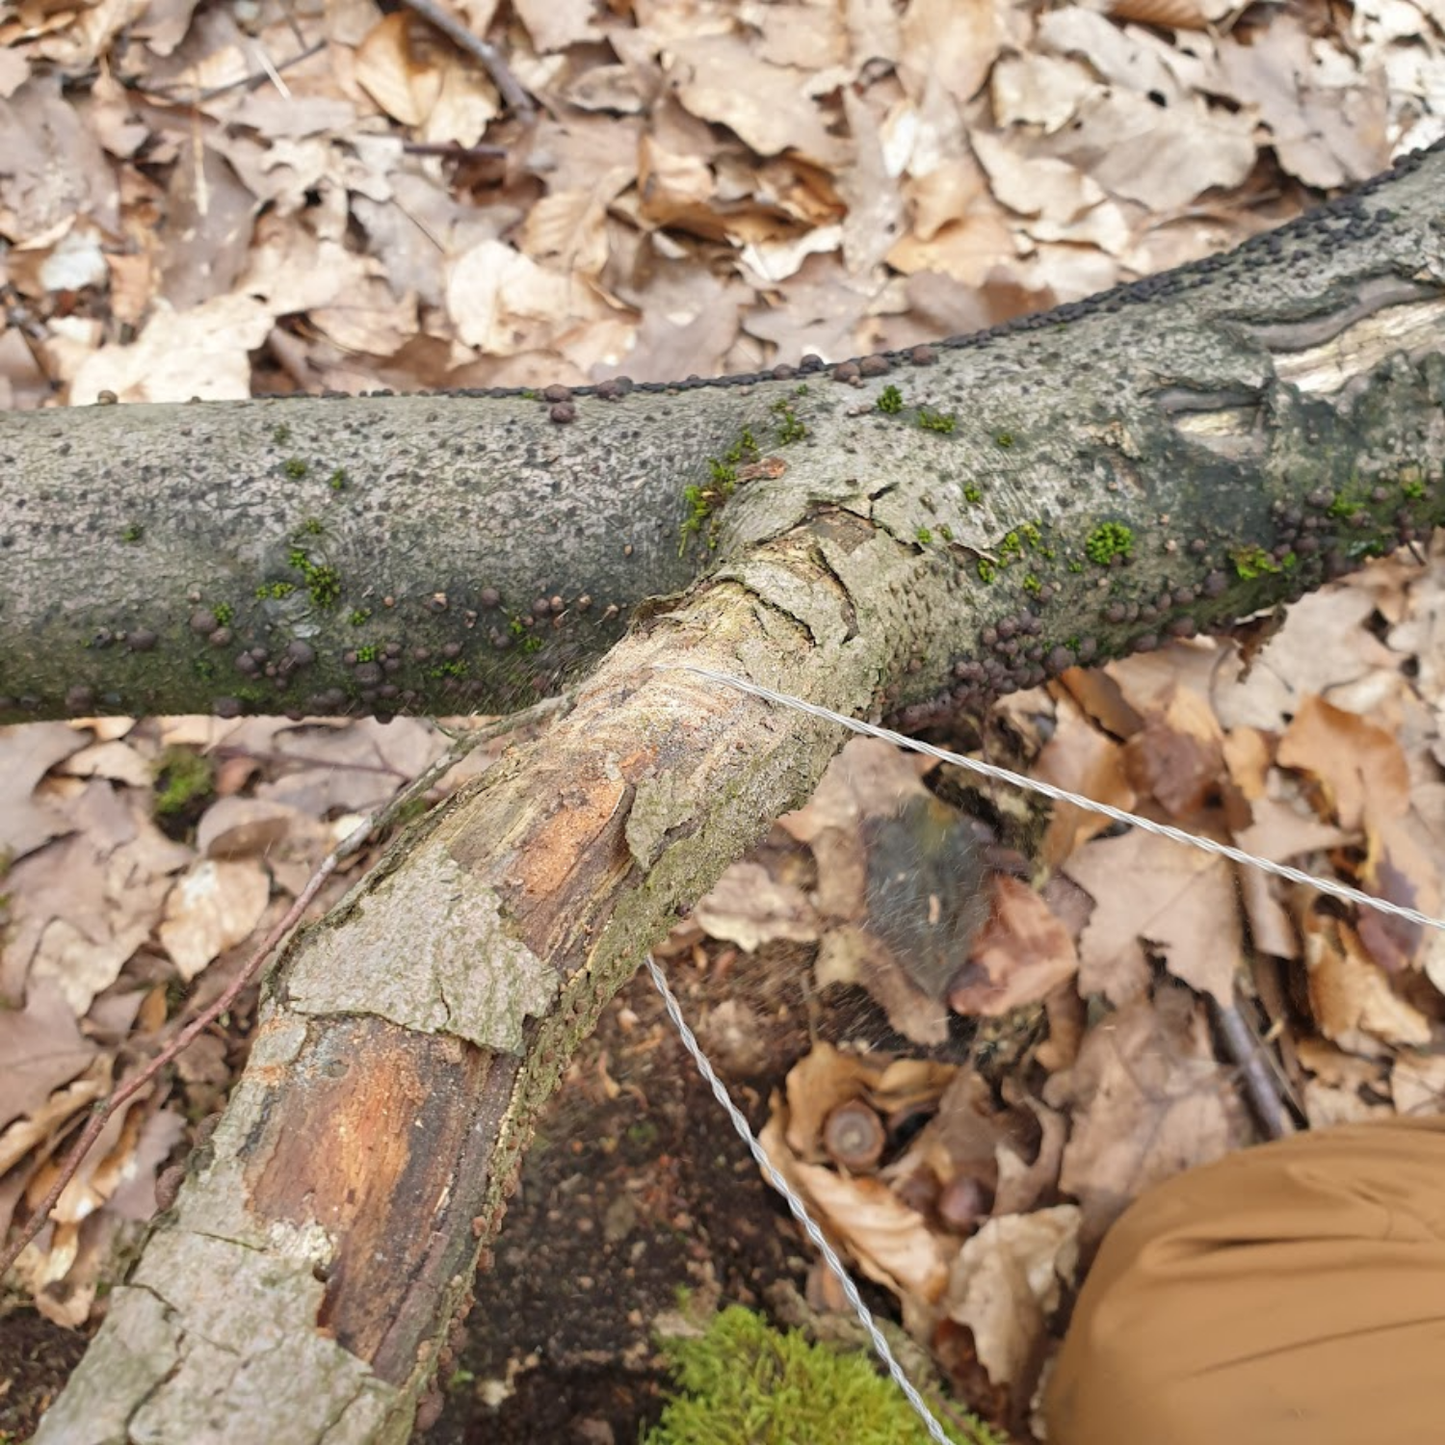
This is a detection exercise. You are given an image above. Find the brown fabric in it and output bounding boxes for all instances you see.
[1045,1116,1445,1445]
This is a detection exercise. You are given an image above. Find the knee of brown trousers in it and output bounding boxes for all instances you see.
[1044,1116,1445,1445]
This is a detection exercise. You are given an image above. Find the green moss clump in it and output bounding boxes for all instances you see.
[256,581,296,600]
[271,423,292,446]
[287,547,342,608]
[328,468,347,491]
[976,559,996,583]
[963,485,982,505]
[916,526,933,544]
[643,1306,998,1445]
[349,607,372,626]
[878,385,904,415]
[771,397,807,444]
[724,429,759,466]
[1084,523,1133,565]
[283,457,308,479]
[1231,544,1282,579]
[355,644,378,663]
[918,408,955,434]
[121,523,144,543]
[153,747,214,818]
[994,431,1014,448]
[938,524,954,541]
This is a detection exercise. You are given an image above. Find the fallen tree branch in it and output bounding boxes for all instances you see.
[18,141,1445,1444]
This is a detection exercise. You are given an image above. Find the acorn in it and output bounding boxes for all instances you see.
[823,1100,886,1172]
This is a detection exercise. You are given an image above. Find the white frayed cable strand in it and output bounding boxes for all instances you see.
[673,666,1445,938]
[643,952,958,1445]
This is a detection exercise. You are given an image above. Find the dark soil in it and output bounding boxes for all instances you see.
[0,1307,88,1439]
[419,921,947,1445]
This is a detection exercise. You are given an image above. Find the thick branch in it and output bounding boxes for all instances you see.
[25,142,1445,1444]
[3,143,1444,723]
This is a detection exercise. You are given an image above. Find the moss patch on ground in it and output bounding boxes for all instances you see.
[643,1305,1003,1445]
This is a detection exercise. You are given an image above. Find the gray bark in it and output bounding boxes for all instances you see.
[24,140,1445,1444]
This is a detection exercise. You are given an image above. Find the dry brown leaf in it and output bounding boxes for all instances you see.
[1122,684,1224,821]
[1221,726,1273,801]
[1277,694,1409,831]
[782,1154,953,1305]
[1211,586,1399,731]
[780,736,934,842]
[57,739,152,789]
[899,0,1005,109]
[0,721,88,861]
[990,52,1098,133]
[993,1097,1068,1215]
[779,1041,954,1163]
[1035,694,1136,866]
[446,237,615,356]
[355,12,498,142]
[68,292,274,403]
[948,876,1078,1018]
[9,814,188,1014]
[195,796,315,861]
[886,206,1016,288]
[667,36,849,168]
[157,858,271,980]
[521,168,633,281]
[694,860,820,953]
[971,130,1105,226]
[1215,17,1389,190]
[0,980,98,1132]
[0,73,119,245]
[1234,793,1350,864]
[1107,0,1211,30]
[1065,828,1243,1007]
[942,1207,1080,1392]
[512,0,602,53]
[1305,915,1431,1051]
[1391,1052,1445,1118]
[1056,992,1243,1241]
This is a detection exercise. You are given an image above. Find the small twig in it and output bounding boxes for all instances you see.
[1211,994,1297,1141]
[137,38,328,105]
[398,0,535,122]
[403,140,509,161]
[0,695,571,1278]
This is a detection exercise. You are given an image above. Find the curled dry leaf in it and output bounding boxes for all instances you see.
[1305,914,1431,1051]
[942,1205,1080,1396]
[763,1108,954,1307]
[948,875,1078,1018]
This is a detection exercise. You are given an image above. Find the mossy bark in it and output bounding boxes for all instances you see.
[25,143,1445,1444]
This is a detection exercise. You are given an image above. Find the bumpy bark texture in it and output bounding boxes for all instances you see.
[23,142,1445,1444]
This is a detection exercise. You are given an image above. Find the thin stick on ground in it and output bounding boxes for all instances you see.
[399,0,535,121]
[1212,993,1298,1142]
[0,694,571,1278]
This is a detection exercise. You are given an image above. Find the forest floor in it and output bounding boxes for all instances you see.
[3,0,1445,1439]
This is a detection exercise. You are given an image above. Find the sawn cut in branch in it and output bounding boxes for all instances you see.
[20,142,1445,1444]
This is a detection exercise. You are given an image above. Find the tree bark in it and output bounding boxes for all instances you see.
[24,141,1445,1444]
